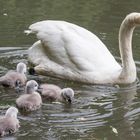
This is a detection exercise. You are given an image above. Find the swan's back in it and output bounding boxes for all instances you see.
[30,21,120,71]
[29,20,122,83]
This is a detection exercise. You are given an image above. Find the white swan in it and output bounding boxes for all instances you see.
[27,13,140,84]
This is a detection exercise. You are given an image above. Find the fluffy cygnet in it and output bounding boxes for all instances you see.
[0,62,27,88]
[16,80,42,111]
[39,84,74,103]
[0,106,20,136]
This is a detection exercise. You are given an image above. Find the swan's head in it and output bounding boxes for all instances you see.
[61,88,74,103]
[5,106,18,118]
[16,62,27,74]
[25,80,39,94]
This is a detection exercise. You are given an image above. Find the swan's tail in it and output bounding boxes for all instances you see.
[24,30,33,35]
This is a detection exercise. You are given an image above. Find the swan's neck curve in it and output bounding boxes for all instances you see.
[118,13,140,83]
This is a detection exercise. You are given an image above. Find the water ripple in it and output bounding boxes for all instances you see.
[0,47,140,139]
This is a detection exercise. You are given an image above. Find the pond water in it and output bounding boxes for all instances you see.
[0,0,140,140]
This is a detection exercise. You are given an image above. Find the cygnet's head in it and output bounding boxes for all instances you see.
[61,88,74,103]
[25,80,39,94]
[5,106,18,118]
[16,62,27,74]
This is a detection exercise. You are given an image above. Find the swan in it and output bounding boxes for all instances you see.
[16,80,42,111]
[38,83,74,103]
[27,12,140,84]
[0,62,27,88]
[0,107,20,136]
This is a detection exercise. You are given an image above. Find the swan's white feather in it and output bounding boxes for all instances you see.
[28,20,121,83]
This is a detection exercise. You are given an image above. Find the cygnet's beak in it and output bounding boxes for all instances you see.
[15,80,23,93]
[68,98,72,103]
[67,97,74,103]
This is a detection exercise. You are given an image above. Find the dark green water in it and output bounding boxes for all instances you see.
[0,0,140,139]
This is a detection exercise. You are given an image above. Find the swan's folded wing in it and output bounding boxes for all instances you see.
[29,20,121,73]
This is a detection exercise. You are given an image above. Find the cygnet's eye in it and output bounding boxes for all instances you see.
[35,84,38,87]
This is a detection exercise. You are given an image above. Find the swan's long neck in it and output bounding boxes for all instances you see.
[119,13,140,83]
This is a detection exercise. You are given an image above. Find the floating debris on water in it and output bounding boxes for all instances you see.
[110,126,118,135]
[3,13,8,16]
